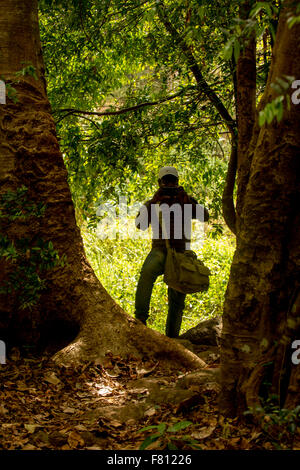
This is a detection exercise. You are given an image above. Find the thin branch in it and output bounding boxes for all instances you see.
[155,0,236,138]
[53,88,192,123]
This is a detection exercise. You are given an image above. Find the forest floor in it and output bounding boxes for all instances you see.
[0,342,299,451]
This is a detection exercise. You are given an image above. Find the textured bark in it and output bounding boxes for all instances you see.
[219,2,300,416]
[0,0,207,371]
[235,0,256,217]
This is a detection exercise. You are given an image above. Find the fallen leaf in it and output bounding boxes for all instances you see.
[24,424,41,434]
[136,362,158,378]
[249,431,262,441]
[109,420,123,428]
[102,358,114,369]
[0,405,8,414]
[43,372,61,386]
[22,444,37,450]
[144,407,157,417]
[17,382,30,391]
[74,424,88,432]
[191,422,217,440]
[240,437,250,449]
[62,407,76,414]
[61,444,71,450]
[68,431,85,449]
[107,365,121,377]
[10,348,21,361]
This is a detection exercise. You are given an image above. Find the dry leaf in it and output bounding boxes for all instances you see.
[22,444,37,450]
[144,407,157,417]
[191,421,217,440]
[0,405,8,414]
[109,420,123,428]
[74,424,88,432]
[43,372,61,386]
[249,431,262,441]
[136,362,158,378]
[61,444,71,450]
[62,407,76,414]
[67,431,85,449]
[24,424,41,434]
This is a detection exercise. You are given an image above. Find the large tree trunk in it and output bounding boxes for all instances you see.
[219,1,300,417]
[0,0,206,371]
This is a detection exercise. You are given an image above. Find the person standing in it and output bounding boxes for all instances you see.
[134,166,209,337]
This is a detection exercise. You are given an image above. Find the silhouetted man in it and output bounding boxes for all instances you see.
[134,166,209,337]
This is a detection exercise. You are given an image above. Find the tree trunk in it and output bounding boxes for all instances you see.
[0,0,206,371]
[219,1,300,417]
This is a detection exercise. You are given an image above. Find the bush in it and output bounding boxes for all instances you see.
[82,223,235,335]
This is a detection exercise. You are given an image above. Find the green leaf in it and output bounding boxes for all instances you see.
[222,39,234,61]
[266,106,274,124]
[276,102,283,122]
[137,425,159,433]
[139,434,160,450]
[167,420,193,433]
[157,423,167,434]
[233,39,240,63]
[275,77,289,91]
[258,110,266,127]
[167,441,178,450]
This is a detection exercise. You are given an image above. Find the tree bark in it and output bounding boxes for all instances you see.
[235,0,256,217]
[0,0,206,371]
[219,1,300,417]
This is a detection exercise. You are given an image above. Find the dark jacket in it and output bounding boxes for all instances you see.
[135,186,209,252]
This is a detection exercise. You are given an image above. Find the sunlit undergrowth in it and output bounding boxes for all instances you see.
[81,222,235,335]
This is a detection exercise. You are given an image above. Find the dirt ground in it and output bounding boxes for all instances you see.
[0,342,298,451]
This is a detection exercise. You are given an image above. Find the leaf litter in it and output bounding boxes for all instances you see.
[0,346,295,450]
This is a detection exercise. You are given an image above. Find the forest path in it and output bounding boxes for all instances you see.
[0,341,276,450]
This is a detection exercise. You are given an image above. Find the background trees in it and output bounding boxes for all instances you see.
[0,0,205,370]
[38,0,300,416]
[1,0,299,420]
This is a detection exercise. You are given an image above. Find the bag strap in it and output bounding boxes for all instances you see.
[154,203,171,250]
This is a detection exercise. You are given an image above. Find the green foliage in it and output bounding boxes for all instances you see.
[258,95,284,126]
[222,0,278,63]
[250,2,279,20]
[82,219,234,335]
[287,3,300,29]
[0,187,67,310]
[15,63,38,80]
[259,75,295,126]
[0,64,38,105]
[39,0,237,221]
[244,398,300,448]
[0,185,45,220]
[138,420,201,450]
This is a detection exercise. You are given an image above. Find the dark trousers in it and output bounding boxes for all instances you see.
[134,248,186,337]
